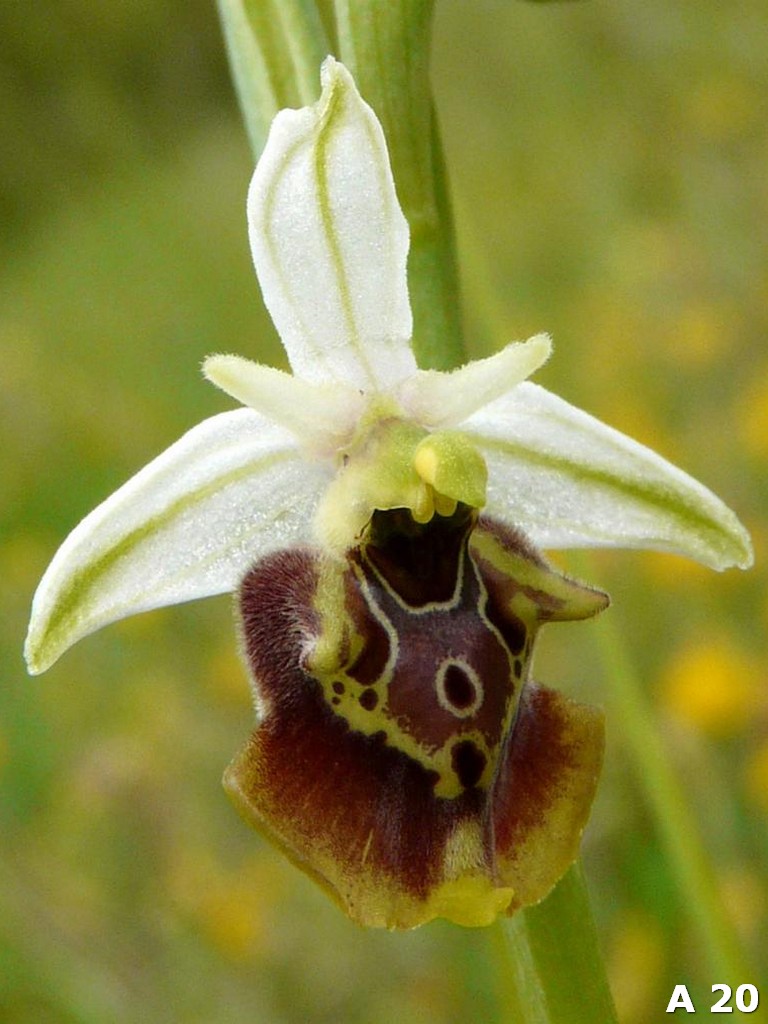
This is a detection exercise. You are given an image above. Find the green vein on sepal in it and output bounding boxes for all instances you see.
[26,450,296,674]
[477,436,752,571]
[313,66,375,383]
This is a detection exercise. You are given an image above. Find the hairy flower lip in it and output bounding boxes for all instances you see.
[25,55,752,680]
[228,506,608,928]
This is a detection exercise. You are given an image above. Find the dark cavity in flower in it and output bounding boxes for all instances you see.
[451,739,487,789]
[363,504,474,605]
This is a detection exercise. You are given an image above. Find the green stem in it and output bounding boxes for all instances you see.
[330,8,616,1019]
[580,575,753,982]
[499,864,618,1024]
[216,0,329,155]
[333,0,466,369]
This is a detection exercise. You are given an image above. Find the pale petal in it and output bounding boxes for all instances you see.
[399,334,551,428]
[203,354,364,454]
[461,383,753,571]
[248,56,416,391]
[25,410,328,674]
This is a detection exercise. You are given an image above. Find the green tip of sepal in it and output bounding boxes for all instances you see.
[23,630,47,676]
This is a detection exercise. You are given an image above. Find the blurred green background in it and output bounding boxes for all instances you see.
[1,2,766,1022]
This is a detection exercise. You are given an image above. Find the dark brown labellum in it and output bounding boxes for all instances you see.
[226,505,607,928]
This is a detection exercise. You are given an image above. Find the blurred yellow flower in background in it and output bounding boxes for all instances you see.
[665,302,730,370]
[659,638,761,739]
[739,362,768,461]
[171,849,277,961]
[608,909,667,1024]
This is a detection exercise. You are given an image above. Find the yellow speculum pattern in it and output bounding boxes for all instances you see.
[308,528,530,800]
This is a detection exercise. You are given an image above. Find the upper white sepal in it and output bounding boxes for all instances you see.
[247,56,416,393]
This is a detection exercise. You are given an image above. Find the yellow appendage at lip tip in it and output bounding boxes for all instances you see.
[424,876,516,928]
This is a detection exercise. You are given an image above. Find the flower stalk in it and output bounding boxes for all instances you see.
[216,0,330,154]
[333,0,465,369]
[501,864,618,1024]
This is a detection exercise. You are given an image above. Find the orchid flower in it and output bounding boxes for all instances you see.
[25,58,752,930]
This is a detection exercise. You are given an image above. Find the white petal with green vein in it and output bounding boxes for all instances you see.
[25,409,328,674]
[462,383,753,571]
[248,56,415,392]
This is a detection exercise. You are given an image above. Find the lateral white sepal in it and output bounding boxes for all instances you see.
[25,410,329,673]
[462,382,753,571]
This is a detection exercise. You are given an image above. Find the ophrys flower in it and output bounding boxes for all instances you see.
[25,58,752,929]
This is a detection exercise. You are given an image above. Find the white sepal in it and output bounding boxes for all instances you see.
[248,56,416,392]
[25,410,329,674]
[462,382,753,571]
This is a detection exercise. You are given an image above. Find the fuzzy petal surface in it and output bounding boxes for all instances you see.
[399,334,551,429]
[203,353,364,454]
[227,509,605,929]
